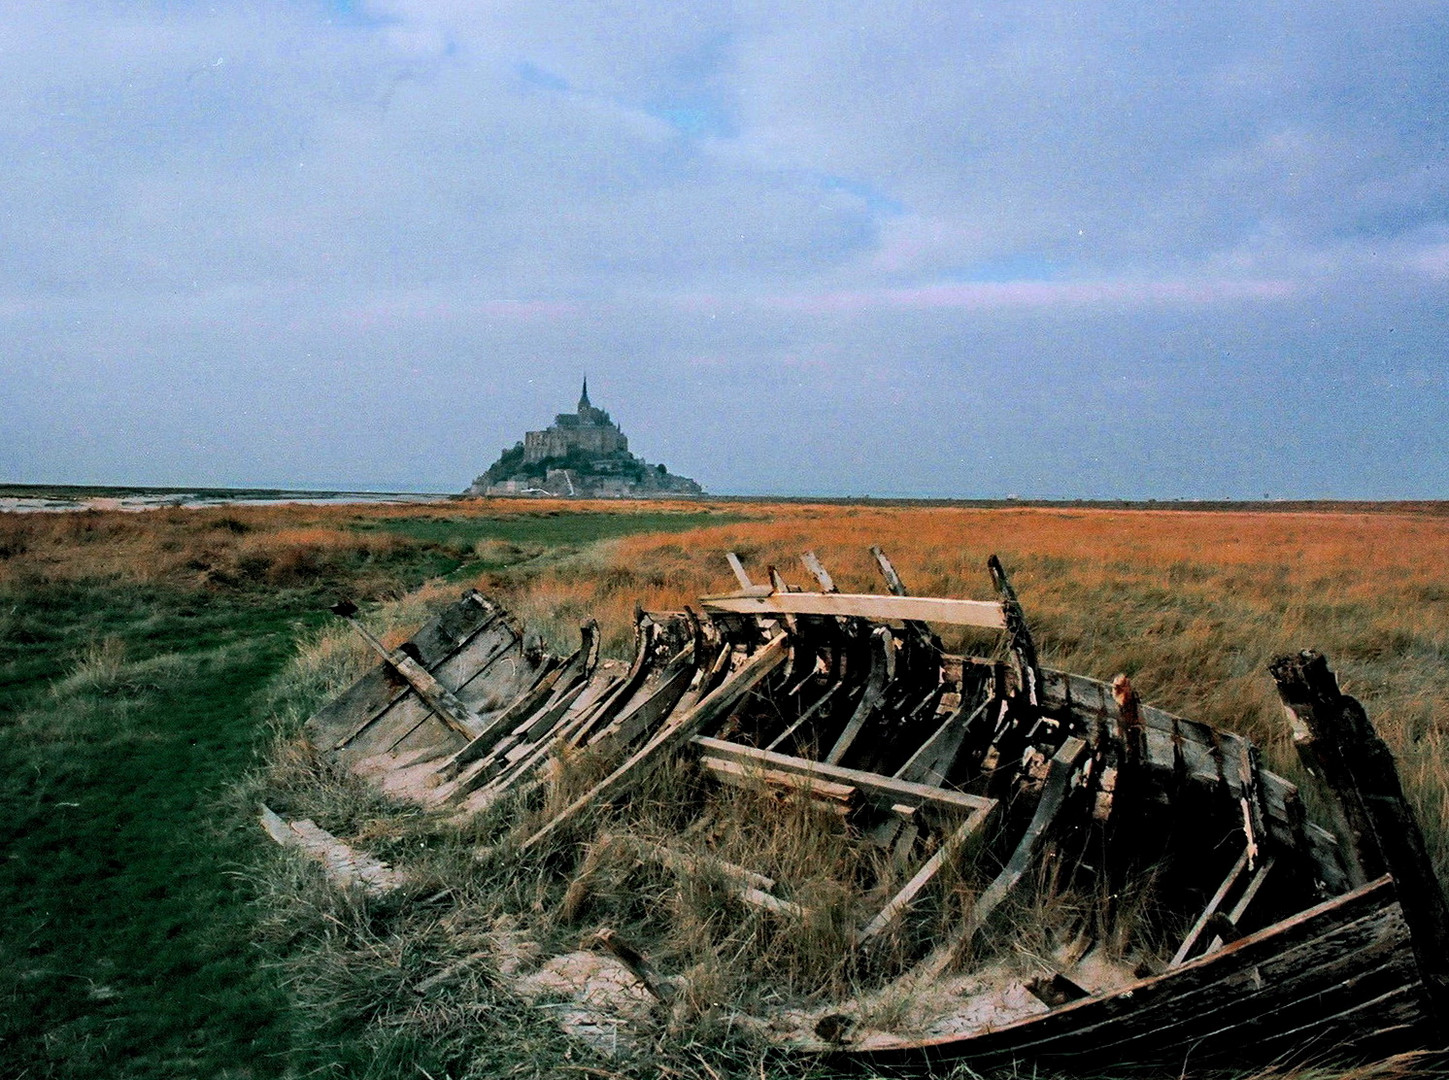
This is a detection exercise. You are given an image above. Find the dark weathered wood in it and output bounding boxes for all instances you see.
[853,877,1419,1069]
[435,654,564,777]
[825,627,893,765]
[1170,847,1250,967]
[893,695,990,786]
[1271,649,1449,1026]
[765,679,845,752]
[341,615,482,738]
[987,554,1041,706]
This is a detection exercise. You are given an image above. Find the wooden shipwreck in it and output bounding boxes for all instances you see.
[298,550,1449,1070]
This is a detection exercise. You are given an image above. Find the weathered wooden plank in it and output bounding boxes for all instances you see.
[340,614,483,738]
[855,877,1406,1068]
[690,737,996,817]
[799,550,838,593]
[521,635,791,852]
[698,755,858,810]
[701,591,1007,629]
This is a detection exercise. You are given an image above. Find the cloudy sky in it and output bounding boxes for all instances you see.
[2,1,1445,498]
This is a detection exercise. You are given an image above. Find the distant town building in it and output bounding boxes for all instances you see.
[467,380,703,498]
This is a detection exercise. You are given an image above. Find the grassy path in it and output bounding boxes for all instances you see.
[0,587,321,1077]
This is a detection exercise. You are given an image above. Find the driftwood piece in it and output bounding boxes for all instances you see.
[259,805,406,895]
[620,836,809,919]
[915,736,1088,980]
[1270,650,1449,1025]
[521,635,791,852]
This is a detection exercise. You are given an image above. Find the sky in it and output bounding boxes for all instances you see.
[1,1,1445,499]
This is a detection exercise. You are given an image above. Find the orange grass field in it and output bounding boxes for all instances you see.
[6,496,1448,876]
[471,500,1449,880]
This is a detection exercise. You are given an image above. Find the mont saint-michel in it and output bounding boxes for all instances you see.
[467,381,703,497]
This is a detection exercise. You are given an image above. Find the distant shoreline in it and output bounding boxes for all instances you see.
[1,482,1444,516]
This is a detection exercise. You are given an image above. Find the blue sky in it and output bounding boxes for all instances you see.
[1,1,1445,498]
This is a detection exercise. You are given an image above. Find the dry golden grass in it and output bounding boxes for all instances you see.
[472,502,1449,878]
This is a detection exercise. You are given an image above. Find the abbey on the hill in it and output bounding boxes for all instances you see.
[467,380,703,497]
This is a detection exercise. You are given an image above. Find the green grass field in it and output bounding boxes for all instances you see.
[0,503,739,1078]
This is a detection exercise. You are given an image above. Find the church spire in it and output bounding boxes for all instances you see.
[579,375,591,412]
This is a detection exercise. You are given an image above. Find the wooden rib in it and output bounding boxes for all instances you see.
[1204,856,1277,955]
[1169,847,1250,967]
[914,736,1088,980]
[987,555,1042,707]
[521,635,791,852]
[585,653,698,752]
[825,627,893,765]
[859,807,997,941]
[701,591,1007,629]
[436,655,565,779]
[894,695,991,785]
[765,679,845,752]
[725,550,756,590]
[799,550,838,593]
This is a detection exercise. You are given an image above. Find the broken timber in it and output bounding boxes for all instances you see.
[296,550,1447,1068]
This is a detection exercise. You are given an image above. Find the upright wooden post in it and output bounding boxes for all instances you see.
[988,555,1041,708]
[1269,650,1449,1026]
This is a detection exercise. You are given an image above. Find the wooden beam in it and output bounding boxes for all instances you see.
[988,555,1042,707]
[701,591,1006,629]
[341,615,481,739]
[1270,650,1449,1025]
[799,550,838,593]
[521,635,791,852]
[825,627,893,765]
[691,737,995,817]
[698,755,858,812]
